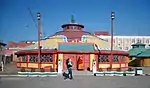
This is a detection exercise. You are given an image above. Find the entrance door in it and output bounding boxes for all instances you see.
[77,55,84,70]
[63,54,90,70]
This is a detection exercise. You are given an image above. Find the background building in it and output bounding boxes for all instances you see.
[0,41,6,62]
[4,41,35,62]
[128,42,150,67]
[97,35,150,51]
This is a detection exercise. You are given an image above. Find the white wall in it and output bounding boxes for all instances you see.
[97,36,150,51]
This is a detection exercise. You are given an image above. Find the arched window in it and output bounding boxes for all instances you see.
[66,26,69,29]
[70,26,73,29]
[73,26,76,29]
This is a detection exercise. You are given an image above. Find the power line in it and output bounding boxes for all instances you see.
[27,7,38,28]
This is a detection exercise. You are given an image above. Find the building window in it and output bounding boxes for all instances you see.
[120,56,124,62]
[41,54,53,62]
[125,47,128,50]
[146,39,149,43]
[29,55,38,62]
[22,55,27,62]
[19,55,27,62]
[98,55,109,62]
[73,26,76,29]
[119,47,122,49]
[66,26,69,29]
[132,39,135,43]
[70,26,73,29]
[113,40,115,43]
[137,39,141,43]
[112,55,119,62]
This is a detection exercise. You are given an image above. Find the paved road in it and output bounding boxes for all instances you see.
[0,76,150,88]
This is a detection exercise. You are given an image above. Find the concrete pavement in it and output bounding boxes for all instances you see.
[0,76,150,88]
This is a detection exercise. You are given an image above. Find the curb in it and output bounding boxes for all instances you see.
[94,73,150,77]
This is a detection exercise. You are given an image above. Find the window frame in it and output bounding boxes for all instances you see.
[112,55,119,62]
[98,55,109,62]
[40,54,53,63]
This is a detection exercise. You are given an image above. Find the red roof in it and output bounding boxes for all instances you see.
[8,41,34,48]
[51,30,92,42]
[57,50,129,55]
[15,49,129,55]
[3,49,14,56]
[94,31,109,36]
[15,49,57,55]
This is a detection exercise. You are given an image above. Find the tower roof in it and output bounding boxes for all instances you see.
[71,15,75,23]
[61,15,84,29]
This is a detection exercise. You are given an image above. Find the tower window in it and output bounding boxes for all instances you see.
[73,26,76,29]
[66,26,69,29]
[70,26,73,29]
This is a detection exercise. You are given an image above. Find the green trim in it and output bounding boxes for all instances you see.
[128,48,146,56]
[58,43,95,51]
[137,49,150,57]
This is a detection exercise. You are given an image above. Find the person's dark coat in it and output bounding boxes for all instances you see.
[66,58,69,69]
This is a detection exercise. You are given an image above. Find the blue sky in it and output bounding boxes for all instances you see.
[0,0,150,43]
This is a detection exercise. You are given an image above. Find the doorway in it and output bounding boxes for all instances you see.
[63,54,90,71]
[76,55,84,70]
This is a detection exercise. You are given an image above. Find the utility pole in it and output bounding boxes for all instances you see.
[110,12,115,70]
[37,12,41,69]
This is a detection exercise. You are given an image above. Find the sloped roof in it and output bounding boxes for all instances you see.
[58,43,95,51]
[15,49,57,55]
[137,48,150,57]
[128,48,147,57]
[51,31,92,42]
[129,42,147,57]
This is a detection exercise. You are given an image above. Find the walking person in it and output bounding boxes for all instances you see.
[63,58,70,80]
[68,59,73,79]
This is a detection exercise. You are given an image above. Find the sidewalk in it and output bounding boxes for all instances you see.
[0,62,18,75]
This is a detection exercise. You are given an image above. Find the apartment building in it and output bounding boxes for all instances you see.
[97,36,150,51]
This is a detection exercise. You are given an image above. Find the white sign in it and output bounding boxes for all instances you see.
[92,60,96,73]
[58,59,62,74]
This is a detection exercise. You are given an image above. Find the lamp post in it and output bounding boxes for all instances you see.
[37,12,41,69]
[110,12,115,70]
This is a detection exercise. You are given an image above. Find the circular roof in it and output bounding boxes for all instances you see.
[51,30,92,42]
